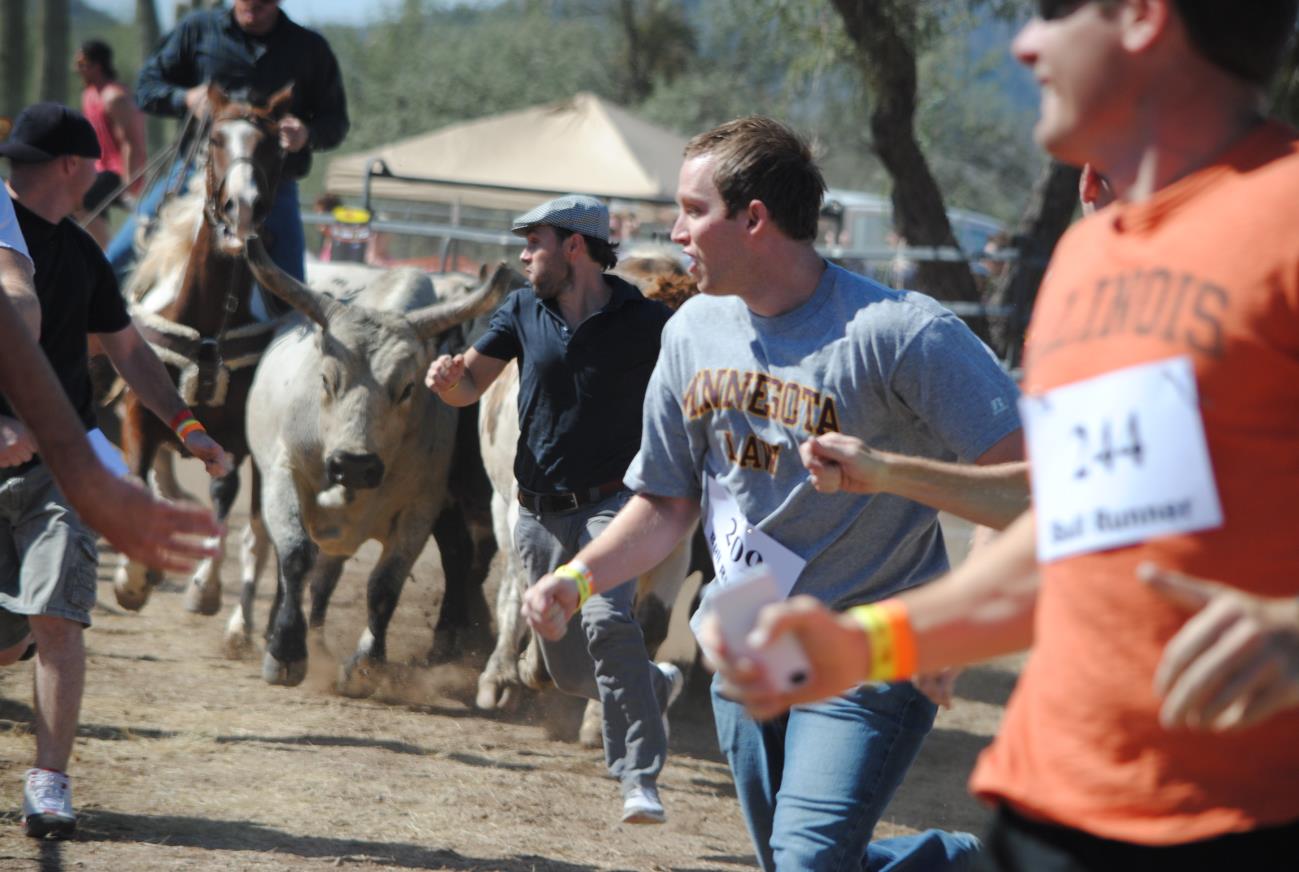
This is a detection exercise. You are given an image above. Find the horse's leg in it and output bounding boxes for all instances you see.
[261,467,315,687]
[184,460,240,615]
[113,397,166,610]
[224,463,268,659]
[338,510,430,698]
[149,450,199,504]
[476,493,529,710]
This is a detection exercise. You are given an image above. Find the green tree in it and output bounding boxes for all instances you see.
[40,0,71,102]
[831,0,986,331]
[612,0,696,104]
[1,0,28,117]
[137,0,165,151]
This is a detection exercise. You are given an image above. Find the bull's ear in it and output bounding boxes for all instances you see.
[207,83,229,116]
[266,83,294,120]
[478,262,488,282]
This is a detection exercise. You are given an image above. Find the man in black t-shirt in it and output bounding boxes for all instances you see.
[0,103,230,840]
[426,195,684,825]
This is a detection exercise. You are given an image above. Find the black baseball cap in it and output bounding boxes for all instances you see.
[0,103,100,163]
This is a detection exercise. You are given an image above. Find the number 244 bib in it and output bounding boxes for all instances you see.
[1020,355,1223,563]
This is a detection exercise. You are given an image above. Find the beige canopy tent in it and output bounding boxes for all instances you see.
[324,92,688,216]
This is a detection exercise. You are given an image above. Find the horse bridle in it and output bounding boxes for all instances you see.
[202,114,282,233]
[195,113,286,401]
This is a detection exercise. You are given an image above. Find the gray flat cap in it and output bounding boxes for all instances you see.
[511,194,609,242]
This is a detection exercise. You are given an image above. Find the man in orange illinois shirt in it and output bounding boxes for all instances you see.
[707,1,1299,869]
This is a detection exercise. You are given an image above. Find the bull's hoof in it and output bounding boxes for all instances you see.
[113,567,163,612]
[519,640,552,691]
[222,630,254,661]
[425,631,458,665]
[262,652,307,686]
[338,653,381,699]
[579,699,604,749]
[223,609,254,660]
[184,574,222,616]
[475,674,520,711]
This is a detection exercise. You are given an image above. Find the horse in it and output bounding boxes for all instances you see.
[112,83,294,618]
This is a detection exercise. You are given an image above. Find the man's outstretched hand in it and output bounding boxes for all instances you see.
[75,468,221,574]
[1143,563,1299,732]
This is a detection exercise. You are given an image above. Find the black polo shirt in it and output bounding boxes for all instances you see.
[474,275,670,495]
[3,201,130,430]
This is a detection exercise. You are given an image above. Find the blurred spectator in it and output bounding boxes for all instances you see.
[74,40,147,248]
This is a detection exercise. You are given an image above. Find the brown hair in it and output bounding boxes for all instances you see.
[683,116,826,242]
[553,227,620,271]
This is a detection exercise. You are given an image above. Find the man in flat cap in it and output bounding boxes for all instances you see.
[0,103,230,839]
[426,194,683,824]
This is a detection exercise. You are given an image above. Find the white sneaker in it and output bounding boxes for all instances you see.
[23,768,75,839]
[621,782,666,824]
[656,661,685,742]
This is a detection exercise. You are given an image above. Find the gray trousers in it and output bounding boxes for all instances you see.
[514,490,670,789]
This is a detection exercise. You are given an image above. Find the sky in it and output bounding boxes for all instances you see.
[82,0,408,29]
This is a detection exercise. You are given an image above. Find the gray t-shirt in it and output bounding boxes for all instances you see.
[625,262,1021,611]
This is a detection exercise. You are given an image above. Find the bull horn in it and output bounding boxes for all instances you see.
[245,236,341,327]
[409,262,515,341]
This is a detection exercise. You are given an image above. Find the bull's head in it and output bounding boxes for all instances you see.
[246,238,513,502]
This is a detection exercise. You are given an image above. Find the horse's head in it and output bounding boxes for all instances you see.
[205,83,293,256]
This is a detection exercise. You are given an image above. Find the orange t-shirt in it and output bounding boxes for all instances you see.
[969,121,1299,845]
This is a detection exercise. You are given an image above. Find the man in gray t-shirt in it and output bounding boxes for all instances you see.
[523,117,1023,871]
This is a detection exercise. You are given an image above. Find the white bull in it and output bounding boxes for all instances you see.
[241,238,513,691]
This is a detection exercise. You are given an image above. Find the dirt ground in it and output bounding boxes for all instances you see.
[0,459,1018,871]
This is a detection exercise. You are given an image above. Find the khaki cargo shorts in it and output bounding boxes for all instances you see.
[0,464,98,645]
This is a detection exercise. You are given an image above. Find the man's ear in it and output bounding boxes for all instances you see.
[745,199,770,235]
[565,232,584,260]
[1120,0,1170,54]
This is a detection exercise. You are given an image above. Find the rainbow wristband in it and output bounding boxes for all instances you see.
[847,599,917,683]
[554,561,594,608]
[169,409,206,442]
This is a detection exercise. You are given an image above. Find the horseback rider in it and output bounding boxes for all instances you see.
[106,0,349,289]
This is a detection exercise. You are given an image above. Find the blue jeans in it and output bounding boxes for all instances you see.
[107,158,305,284]
[713,678,980,871]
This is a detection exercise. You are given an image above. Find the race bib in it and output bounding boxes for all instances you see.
[1021,356,1222,563]
[701,475,806,596]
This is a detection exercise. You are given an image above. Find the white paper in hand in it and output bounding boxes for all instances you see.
[707,566,812,693]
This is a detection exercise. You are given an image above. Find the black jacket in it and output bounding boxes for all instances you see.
[136,8,349,179]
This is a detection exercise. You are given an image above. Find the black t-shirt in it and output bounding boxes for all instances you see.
[4,201,131,429]
[474,275,670,494]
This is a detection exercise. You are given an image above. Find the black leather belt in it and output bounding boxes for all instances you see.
[517,479,625,514]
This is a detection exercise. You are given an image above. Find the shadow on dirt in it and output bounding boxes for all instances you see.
[75,809,613,871]
[955,664,1019,708]
[214,732,432,756]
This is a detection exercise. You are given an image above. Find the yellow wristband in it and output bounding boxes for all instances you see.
[848,599,917,683]
[554,561,594,608]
